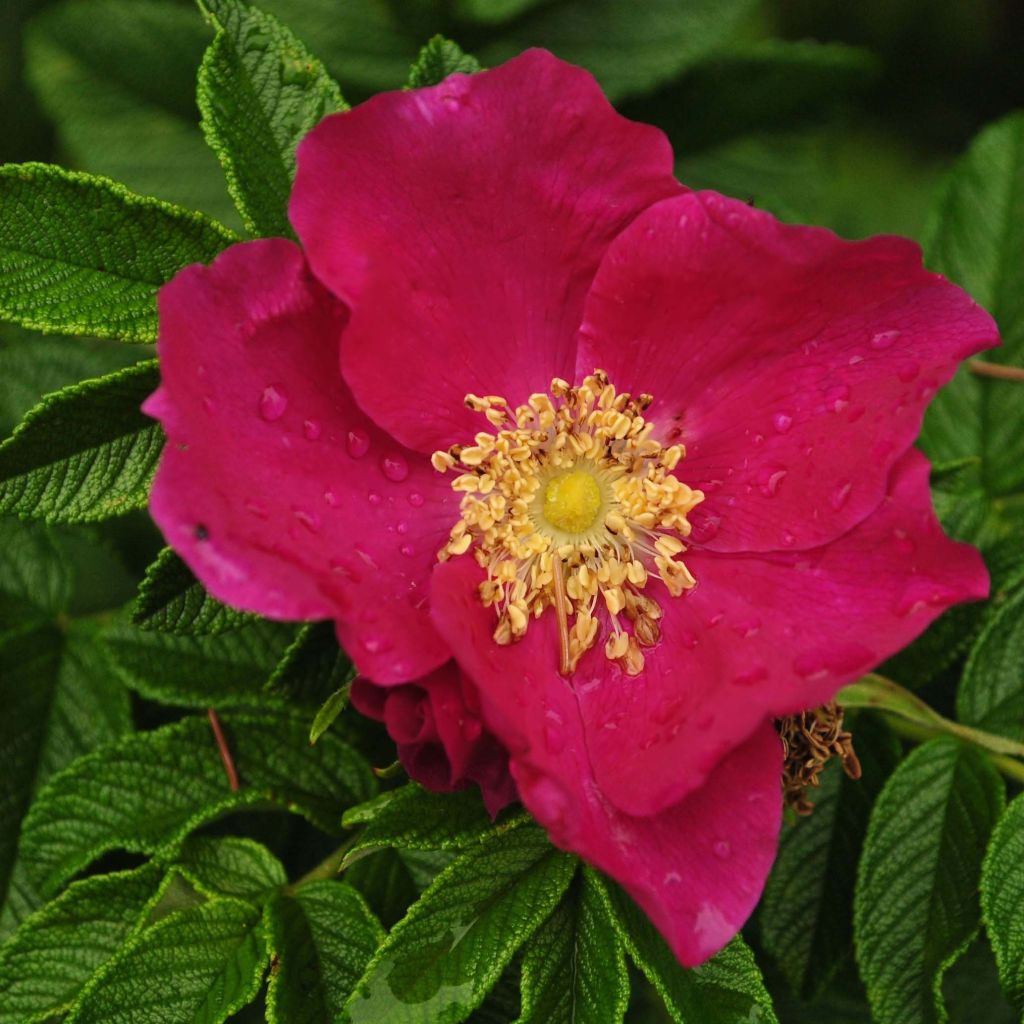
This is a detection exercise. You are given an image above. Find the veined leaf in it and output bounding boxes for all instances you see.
[342,784,526,862]
[0,517,70,629]
[174,837,286,903]
[26,0,239,227]
[20,710,375,897]
[132,547,256,636]
[957,585,1024,741]
[921,111,1024,496]
[0,325,143,438]
[65,897,268,1023]
[981,793,1024,1013]
[515,868,629,1024]
[598,872,778,1024]
[760,714,901,998]
[267,620,352,707]
[198,0,345,238]
[0,163,234,342]
[266,881,383,1024]
[0,863,165,1024]
[344,823,575,1024]
[0,361,162,522]
[0,618,131,937]
[854,739,1005,1024]
[407,36,480,89]
[104,615,293,709]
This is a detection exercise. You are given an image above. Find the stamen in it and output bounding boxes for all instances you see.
[432,371,705,675]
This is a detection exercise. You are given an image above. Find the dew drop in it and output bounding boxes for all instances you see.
[781,529,796,547]
[302,418,322,440]
[870,329,901,350]
[758,467,787,497]
[367,492,382,507]
[712,840,731,860]
[396,520,409,535]
[244,500,268,520]
[381,453,409,482]
[830,480,852,510]
[259,384,288,421]
[202,395,216,414]
[897,361,920,383]
[772,412,793,434]
[399,543,415,558]
[346,429,370,459]
[407,491,425,507]
[892,527,915,555]
[361,633,392,655]
[323,489,340,507]
[825,384,850,413]
[734,665,768,687]
[293,508,320,533]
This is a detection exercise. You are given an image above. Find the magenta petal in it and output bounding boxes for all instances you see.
[577,448,988,817]
[578,190,999,552]
[146,238,453,684]
[290,49,681,454]
[430,555,782,966]
[351,668,518,818]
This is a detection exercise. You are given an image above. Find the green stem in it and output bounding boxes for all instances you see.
[287,833,359,894]
[840,673,1024,781]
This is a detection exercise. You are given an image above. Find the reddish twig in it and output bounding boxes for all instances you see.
[969,359,1024,383]
[207,707,240,791]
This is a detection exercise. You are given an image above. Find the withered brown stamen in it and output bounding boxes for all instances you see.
[778,701,861,816]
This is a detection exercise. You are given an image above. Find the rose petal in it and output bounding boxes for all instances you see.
[578,190,999,552]
[291,48,681,454]
[576,448,989,816]
[431,556,782,966]
[146,239,452,683]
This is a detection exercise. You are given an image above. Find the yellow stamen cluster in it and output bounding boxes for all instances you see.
[433,370,704,676]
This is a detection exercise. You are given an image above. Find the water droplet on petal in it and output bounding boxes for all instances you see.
[758,466,787,497]
[772,412,793,434]
[870,329,901,350]
[734,665,768,687]
[294,508,320,532]
[346,429,370,458]
[323,489,340,507]
[202,395,216,414]
[713,840,731,860]
[407,491,425,507]
[302,418,322,440]
[396,520,409,535]
[244,500,268,519]
[361,633,392,655]
[892,528,915,555]
[825,384,850,413]
[897,361,920,383]
[830,480,852,510]
[399,543,415,558]
[381,453,409,482]
[781,529,796,546]
[259,384,288,421]
[368,492,382,507]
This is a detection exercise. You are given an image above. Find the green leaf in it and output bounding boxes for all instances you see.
[479,0,757,102]
[407,36,480,89]
[310,685,351,745]
[346,849,419,930]
[132,547,257,636]
[342,784,525,862]
[174,837,286,902]
[598,872,778,1024]
[0,517,70,628]
[0,863,165,1024]
[267,620,353,707]
[515,868,629,1024]
[344,823,575,1024]
[0,618,132,937]
[921,112,1024,496]
[982,793,1024,1013]
[452,0,544,24]
[0,361,162,523]
[0,163,235,341]
[20,710,376,897]
[0,325,143,438]
[66,896,268,1023]
[760,713,901,998]
[957,585,1024,742]
[105,615,293,709]
[25,0,240,227]
[198,0,345,238]
[266,881,384,1024]
[854,739,1005,1024]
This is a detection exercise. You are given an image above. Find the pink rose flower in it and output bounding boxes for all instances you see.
[144,50,997,965]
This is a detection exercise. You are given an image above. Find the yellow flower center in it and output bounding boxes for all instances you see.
[542,469,603,534]
[432,370,704,677]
